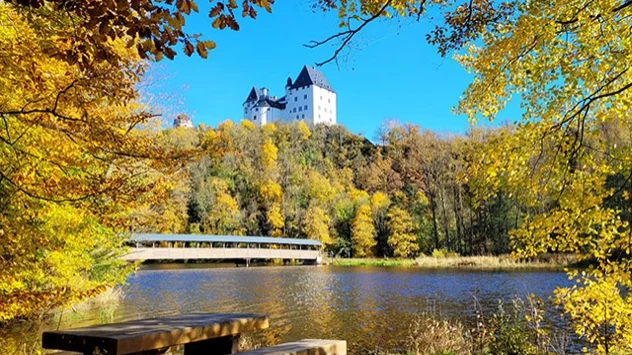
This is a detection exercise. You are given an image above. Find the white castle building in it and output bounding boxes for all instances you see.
[173,114,194,128]
[243,66,337,126]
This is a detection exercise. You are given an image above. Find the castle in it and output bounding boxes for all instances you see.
[243,65,337,127]
[173,114,194,128]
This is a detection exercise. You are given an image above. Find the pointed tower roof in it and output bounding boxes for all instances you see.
[290,66,334,92]
[244,87,259,104]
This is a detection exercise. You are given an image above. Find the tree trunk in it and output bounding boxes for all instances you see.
[452,184,463,255]
[440,188,451,251]
[468,200,474,256]
[430,194,439,250]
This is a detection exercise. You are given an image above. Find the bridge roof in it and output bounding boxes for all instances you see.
[131,234,322,246]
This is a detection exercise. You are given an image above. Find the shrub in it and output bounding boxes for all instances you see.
[431,249,460,258]
[406,314,473,355]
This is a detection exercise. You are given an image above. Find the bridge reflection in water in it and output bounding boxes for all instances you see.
[124,234,322,265]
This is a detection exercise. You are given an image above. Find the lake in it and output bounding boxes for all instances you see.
[2,265,575,354]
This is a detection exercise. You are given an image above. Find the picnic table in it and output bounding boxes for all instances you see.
[42,313,269,355]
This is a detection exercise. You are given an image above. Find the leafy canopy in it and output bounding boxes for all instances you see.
[0,3,190,321]
[447,0,632,350]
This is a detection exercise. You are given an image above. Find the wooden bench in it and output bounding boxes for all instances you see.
[238,339,346,355]
[42,313,269,355]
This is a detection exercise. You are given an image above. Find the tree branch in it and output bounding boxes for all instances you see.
[305,0,393,67]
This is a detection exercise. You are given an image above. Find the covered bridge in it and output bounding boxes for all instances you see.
[123,234,322,265]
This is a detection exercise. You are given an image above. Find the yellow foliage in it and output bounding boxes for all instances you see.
[260,179,283,203]
[350,188,370,204]
[307,171,336,205]
[555,268,632,353]
[0,4,188,321]
[207,193,242,235]
[387,206,419,258]
[130,172,190,234]
[352,204,376,257]
[262,123,277,134]
[218,120,234,131]
[297,121,311,140]
[241,119,256,130]
[261,137,278,169]
[371,191,391,212]
[0,204,132,321]
[302,204,333,246]
[453,0,632,348]
[267,203,285,237]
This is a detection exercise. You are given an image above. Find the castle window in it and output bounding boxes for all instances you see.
[304,105,308,110]
[302,114,305,118]
[294,97,298,102]
[255,108,258,111]
[304,94,307,99]
[296,115,299,119]
[298,107,302,112]
[254,115,257,120]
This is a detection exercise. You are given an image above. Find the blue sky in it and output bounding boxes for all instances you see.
[146,2,519,137]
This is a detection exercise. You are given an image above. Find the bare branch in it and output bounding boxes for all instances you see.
[305,0,394,67]
[553,67,630,130]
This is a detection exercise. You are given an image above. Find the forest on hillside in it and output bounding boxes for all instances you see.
[137,118,632,260]
[134,120,523,258]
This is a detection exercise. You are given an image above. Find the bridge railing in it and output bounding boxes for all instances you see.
[123,247,321,261]
[127,241,320,251]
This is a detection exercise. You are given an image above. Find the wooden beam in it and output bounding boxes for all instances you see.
[43,313,269,355]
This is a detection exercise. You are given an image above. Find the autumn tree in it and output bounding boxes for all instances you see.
[352,202,376,257]
[303,204,333,247]
[386,207,419,258]
[0,4,191,321]
[260,178,284,237]
[205,179,242,235]
[371,192,391,255]
[434,0,632,348]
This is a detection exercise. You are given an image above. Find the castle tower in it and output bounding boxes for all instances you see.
[284,66,336,126]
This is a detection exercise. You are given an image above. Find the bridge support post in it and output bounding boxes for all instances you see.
[245,258,250,268]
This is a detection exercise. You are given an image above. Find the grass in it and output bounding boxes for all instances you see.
[50,287,124,326]
[371,295,571,355]
[327,254,577,270]
[328,258,418,267]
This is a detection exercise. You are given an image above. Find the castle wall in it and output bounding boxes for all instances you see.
[312,86,336,126]
[285,85,315,124]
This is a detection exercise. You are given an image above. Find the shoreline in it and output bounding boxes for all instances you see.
[325,255,577,270]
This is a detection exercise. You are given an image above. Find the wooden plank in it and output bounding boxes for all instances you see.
[237,339,347,355]
[42,313,269,355]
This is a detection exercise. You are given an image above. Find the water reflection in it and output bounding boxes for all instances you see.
[1,265,573,354]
